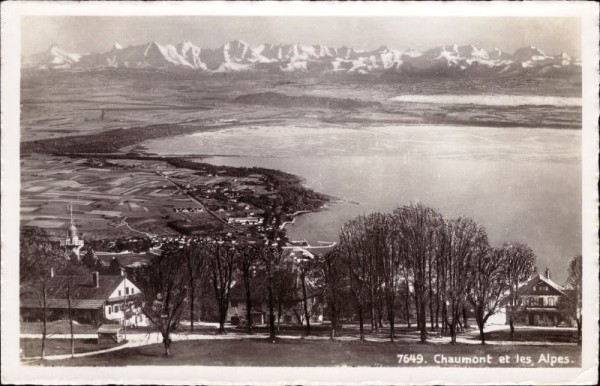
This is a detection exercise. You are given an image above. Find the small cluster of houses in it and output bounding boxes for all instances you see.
[173,207,204,213]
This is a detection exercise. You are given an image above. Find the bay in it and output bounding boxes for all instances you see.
[143,124,581,283]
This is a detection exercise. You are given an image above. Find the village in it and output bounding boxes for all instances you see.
[19,163,583,366]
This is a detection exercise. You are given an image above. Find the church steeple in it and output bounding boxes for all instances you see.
[60,203,84,260]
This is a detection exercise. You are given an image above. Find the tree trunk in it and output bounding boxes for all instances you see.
[218,303,226,334]
[388,300,395,342]
[301,273,311,336]
[462,306,469,328]
[378,299,384,329]
[189,280,195,333]
[358,304,365,341]
[244,272,253,334]
[330,300,337,340]
[405,285,411,329]
[267,276,276,342]
[162,334,171,357]
[441,301,447,333]
[479,324,485,344]
[450,323,457,344]
[67,282,75,358]
[277,299,282,331]
[414,294,420,331]
[435,301,440,330]
[509,315,515,340]
[419,298,427,343]
[429,300,435,331]
[41,288,47,360]
[435,264,440,330]
[369,284,377,333]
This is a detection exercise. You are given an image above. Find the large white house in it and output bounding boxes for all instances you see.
[20,271,149,327]
[493,269,566,327]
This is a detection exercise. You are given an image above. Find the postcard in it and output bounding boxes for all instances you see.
[2,1,598,384]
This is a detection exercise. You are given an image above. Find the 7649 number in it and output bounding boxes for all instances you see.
[397,354,425,364]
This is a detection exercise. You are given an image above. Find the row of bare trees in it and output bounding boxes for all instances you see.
[328,203,537,344]
[129,238,312,356]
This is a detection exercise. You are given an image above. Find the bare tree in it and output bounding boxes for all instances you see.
[438,217,488,343]
[394,204,443,343]
[370,212,400,342]
[297,256,313,336]
[500,242,536,340]
[318,249,344,339]
[238,243,261,334]
[130,245,190,357]
[338,216,371,340]
[208,242,238,334]
[20,227,63,360]
[467,247,506,344]
[259,244,286,342]
[184,239,208,333]
[558,255,582,345]
[60,243,90,358]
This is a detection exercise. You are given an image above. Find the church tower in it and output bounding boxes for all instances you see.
[60,204,84,260]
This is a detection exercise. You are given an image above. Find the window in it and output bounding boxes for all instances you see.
[231,301,238,308]
[108,306,112,314]
[114,305,119,312]
[126,287,129,295]
[548,298,554,306]
[118,290,122,296]
[532,286,536,292]
[538,297,544,306]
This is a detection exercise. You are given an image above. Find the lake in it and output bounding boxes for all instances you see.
[143,124,581,283]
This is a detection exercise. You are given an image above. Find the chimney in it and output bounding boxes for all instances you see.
[545,268,551,280]
[92,271,99,288]
[50,267,54,278]
[120,267,125,277]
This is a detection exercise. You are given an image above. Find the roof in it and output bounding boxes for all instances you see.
[537,275,565,294]
[20,274,126,309]
[97,324,122,333]
[518,273,565,296]
[500,273,565,305]
[21,298,105,310]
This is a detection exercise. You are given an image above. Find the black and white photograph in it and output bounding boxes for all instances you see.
[1,1,598,384]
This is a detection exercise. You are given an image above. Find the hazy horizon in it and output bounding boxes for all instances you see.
[22,16,581,57]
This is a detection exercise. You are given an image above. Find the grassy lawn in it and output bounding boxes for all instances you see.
[20,338,127,358]
[21,321,100,335]
[40,338,580,367]
[466,327,579,344]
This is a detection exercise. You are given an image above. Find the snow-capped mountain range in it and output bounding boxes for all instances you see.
[22,40,581,77]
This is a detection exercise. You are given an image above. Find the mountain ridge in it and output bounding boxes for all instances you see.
[23,41,581,78]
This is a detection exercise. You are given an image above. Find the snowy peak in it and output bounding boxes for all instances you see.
[489,48,512,61]
[24,45,82,69]
[512,46,550,62]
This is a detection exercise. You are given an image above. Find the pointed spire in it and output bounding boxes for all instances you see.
[68,203,74,227]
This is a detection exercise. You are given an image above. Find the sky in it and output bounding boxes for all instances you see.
[21,16,581,57]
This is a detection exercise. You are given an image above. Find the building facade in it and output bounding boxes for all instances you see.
[505,270,566,327]
[20,271,149,327]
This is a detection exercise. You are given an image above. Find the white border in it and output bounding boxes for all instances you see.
[2,1,598,384]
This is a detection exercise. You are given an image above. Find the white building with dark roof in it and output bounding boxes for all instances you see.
[20,271,148,327]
